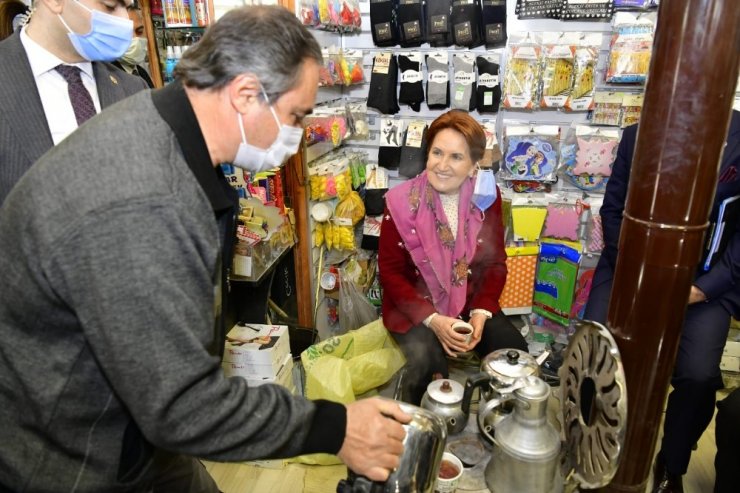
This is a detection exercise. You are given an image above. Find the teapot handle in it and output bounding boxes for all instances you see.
[461,371,492,416]
[477,396,505,445]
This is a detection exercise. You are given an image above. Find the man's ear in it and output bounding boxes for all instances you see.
[228,73,262,114]
[38,0,66,15]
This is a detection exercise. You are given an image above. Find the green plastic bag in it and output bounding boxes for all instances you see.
[533,241,582,326]
[291,319,406,465]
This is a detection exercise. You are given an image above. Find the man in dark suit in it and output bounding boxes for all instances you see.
[0,0,148,205]
[584,110,740,493]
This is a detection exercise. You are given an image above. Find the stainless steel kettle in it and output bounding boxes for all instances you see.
[420,378,472,435]
[477,349,546,440]
[483,376,563,493]
[336,401,447,493]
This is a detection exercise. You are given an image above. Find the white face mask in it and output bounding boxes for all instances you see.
[233,86,303,173]
[121,37,147,67]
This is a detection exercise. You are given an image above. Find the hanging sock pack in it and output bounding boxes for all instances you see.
[398,52,425,112]
[481,0,507,48]
[426,51,450,109]
[476,55,500,113]
[399,121,428,178]
[378,117,405,170]
[426,0,453,47]
[450,0,483,48]
[369,0,398,47]
[397,0,425,47]
[452,52,476,111]
[367,52,400,115]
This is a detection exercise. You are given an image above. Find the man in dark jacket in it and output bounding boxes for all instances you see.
[584,110,740,493]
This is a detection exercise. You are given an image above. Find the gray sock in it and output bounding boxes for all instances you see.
[452,53,476,111]
[426,52,449,108]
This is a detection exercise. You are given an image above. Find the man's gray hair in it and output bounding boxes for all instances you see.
[174,6,322,98]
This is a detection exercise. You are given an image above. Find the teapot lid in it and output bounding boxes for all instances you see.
[481,348,539,381]
[425,379,464,404]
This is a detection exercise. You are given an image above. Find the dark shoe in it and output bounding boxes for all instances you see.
[652,455,684,493]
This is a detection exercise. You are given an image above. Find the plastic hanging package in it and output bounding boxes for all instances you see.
[452,52,477,111]
[396,0,425,47]
[334,191,366,226]
[533,241,582,326]
[309,158,352,202]
[515,0,562,20]
[502,33,542,111]
[480,120,503,169]
[591,90,625,126]
[399,120,428,178]
[369,0,398,47]
[560,0,616,21]
[364,164,389,216]
[367,52,400,115]
[542,200,581,241]
[341,49,365,86]
[564,33,602,112]
[450,0,483,48]
[426,0,454,47]
[620,92,644,128]
[476,53,501,113]
[481,0,507,48]
[539,32,578,110]
[606,12,656,84]
[571,125,620,177]
[378,117,405,169]
[501,125,560,182]
[345,102,370,141]
[398,52,425,112]
[426,51,450,109]
[510,197,549,241]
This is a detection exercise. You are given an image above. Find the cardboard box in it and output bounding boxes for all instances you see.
[223,324,290,368]
[720,355,740,373]
[722,340,740,358]
[223,353,295,390]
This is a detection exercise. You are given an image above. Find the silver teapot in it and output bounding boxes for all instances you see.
[477,349,545,440]
[420,378,472,435]
[483,376,563,493]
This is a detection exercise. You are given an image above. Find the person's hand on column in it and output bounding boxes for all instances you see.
[688,285,707,304]
[337,398,411,481]
[429,314,468,356]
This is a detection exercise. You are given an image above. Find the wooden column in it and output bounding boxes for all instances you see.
[601,0,740,491]
[139,0,163,88]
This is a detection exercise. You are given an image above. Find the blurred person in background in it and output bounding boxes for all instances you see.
[0,0,29,40]
[113,2,154,88]
[379,110,529,405]
[0,0,148,205]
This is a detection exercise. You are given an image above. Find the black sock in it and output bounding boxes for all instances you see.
[396,0,424,48]
[426,0,453,47]
[369,0,398,47]
[399,122,428,178]
[451,0,483,48]
[367,53,400,115]
[481,0,507,48]
[398,53,425,112]
[476,55,500,113]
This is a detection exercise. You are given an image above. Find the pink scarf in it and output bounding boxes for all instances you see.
[386,172,483,318]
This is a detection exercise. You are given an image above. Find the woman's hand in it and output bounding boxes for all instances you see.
[429,315,469,356]
[466,313,488,351]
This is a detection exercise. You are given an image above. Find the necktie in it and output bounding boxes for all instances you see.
[55,64,97,126]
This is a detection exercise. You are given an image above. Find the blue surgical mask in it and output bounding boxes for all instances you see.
[233,84,304,173]
[58,1,133,62]
[472,168,497,211]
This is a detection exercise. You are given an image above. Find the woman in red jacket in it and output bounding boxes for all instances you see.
[379,110,528,405]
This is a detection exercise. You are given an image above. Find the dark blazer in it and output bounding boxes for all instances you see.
[598,110,740,317]
[0,32,148,204]
[112,60,155,88]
